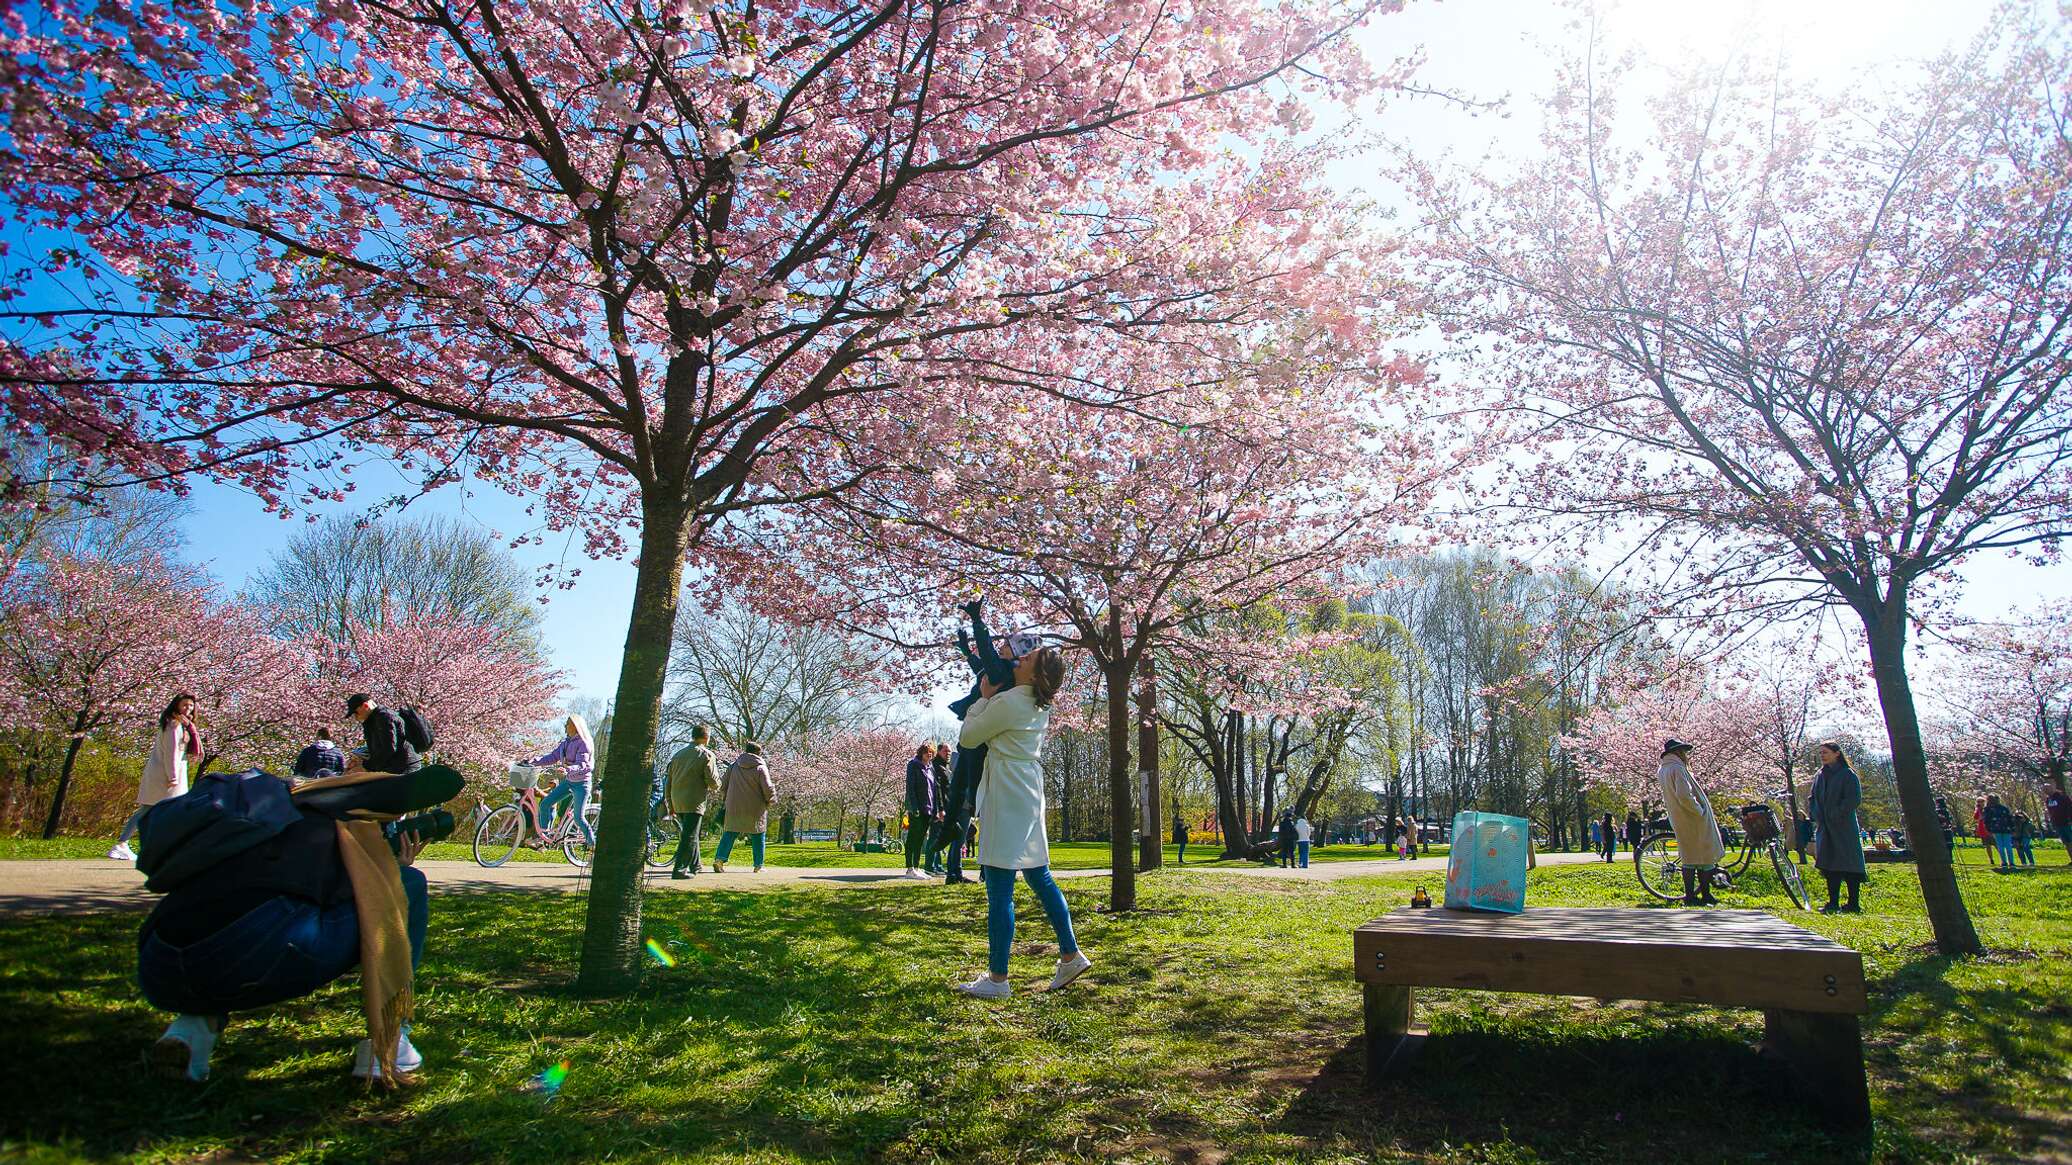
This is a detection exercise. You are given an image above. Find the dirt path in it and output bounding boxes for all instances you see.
[0,851,1611,916]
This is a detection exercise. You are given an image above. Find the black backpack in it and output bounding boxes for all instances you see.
[398,706,435,755]
[136,769,301,893]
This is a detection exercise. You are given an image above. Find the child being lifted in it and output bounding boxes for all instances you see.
[929,599,1041,868]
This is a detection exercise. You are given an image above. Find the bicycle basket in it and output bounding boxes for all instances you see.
[506,763,541,791]
[1740,805,1779,843]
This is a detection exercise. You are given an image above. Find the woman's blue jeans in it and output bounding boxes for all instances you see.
[139,867,428,1017]
[539,779,594,845]
[982,865,1078,977]
[716,831,764,867]
[1298,840,1311,867]
[1991,832,2017,866]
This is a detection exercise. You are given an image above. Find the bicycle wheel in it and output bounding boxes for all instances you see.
[1633,833,1684,902]
[1768,838,1810,909]
[474,806,524,868]
[563,803,601,868]
[647,815,680,867]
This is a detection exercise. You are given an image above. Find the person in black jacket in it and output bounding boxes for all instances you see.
[139,765,461,1083]
[292,730,347,780]
[930,745,958,880]
[1276,810,1298,868]
[346,693,421,774]
[902,743,938,879]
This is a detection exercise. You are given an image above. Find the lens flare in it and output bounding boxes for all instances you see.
[644,937,676,967]
[542,1061,569,1090]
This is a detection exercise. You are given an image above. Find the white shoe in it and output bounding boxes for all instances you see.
[150,1014,217,1082]
[351,1023,423,1080]
[1047,951,1093,993]
[108,843,135,862]
[953,973,1011,999]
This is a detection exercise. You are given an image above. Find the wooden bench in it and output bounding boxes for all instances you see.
[1354,906,1870,1126]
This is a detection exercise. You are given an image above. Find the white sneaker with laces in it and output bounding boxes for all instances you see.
[150,1014,218,1082]
[1047,951,1093,993]
[953,973,1011,999]
[351,1023,424,1080]
[108,843,135,862]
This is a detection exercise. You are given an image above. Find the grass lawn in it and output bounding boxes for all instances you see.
[0,857,2063,1163]
[0,835,1434,869]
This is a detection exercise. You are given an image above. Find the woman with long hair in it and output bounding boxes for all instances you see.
[530,714,596,846]
[953,644,1090,998]
[108,693,202,862]
[1807,741,1866,912]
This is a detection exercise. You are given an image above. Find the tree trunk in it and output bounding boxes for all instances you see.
[1105,609,1137,911]
[1861,597,1983,956]
[575,501,693,994]
[39,733,86,840]
[1136,657,1160,872]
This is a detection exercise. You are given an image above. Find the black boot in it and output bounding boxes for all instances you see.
[1682,868,1702,906]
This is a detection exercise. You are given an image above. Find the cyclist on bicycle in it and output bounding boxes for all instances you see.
[525,714,596,847]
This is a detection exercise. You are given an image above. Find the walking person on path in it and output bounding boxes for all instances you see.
[1599,812,1617,862]
[1982,795,2018,871]
[903,743,939,880]
[528,714,595,847]
[713,742,776,873]
[665,726,720,878]
[109,693,202,862]
[1174,816,1189,865]
[2046,780,2071,863]
[1807,741,1866,913]
[934,746,967,882]
[1295,815,1313,868]
[953,646,1090,999]
[1657,739,1724,906]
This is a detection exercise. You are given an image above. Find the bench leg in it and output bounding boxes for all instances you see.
[1762,1009,1869,1128]
[1363,983,1421,1082]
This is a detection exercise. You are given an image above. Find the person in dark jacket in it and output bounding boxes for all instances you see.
[2047,780,2072,863]
[1599,811,1617,862]
[1276,810,1298,868]
[930,745,962,880]
[1935,796,1956,856]
[292,730,347,780]
[903,743,938,879]
[2012,812,2038,867]
[139,765,461,1083]
[346,694,421,774]
[1982,795,2018,871]
[1624,811,1644,850]
[1807,741,1866,913]
[1174,816,1190,865]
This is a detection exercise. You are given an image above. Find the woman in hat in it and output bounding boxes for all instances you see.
[1656,739,1724,905]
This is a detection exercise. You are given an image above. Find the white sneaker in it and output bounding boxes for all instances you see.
[107,843,136,862]
[150,1014,217,1082]
[1047,951,1093,993]
[351,1023,423,1080]
[953,973,1011,999]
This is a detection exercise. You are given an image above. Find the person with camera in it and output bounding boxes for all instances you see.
[137,764,463,1084]
[346,693,423,774]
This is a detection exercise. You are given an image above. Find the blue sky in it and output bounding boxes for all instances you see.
[62,0,2072,712]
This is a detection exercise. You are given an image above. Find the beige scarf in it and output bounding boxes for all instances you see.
[292,770,415,1085]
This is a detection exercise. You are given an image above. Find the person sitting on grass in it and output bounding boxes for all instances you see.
[1656,738,1724,906]
[954,645,1090,999]
[139,764,463,1084]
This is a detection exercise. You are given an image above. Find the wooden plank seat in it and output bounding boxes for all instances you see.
[1353,906,1870,1126]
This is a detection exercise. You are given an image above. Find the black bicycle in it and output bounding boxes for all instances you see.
[1633,792,1809,909]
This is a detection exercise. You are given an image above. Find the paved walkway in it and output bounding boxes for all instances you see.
[0,851,1610,917]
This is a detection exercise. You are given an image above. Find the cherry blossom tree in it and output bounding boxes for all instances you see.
[1565,667,1775,811]
[785,725,912,846]
[3,0,1403,990]
[1936,602,2072,796]
[1409,11,2072,954]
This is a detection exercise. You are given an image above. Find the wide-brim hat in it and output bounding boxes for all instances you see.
[1662,738,1695,755]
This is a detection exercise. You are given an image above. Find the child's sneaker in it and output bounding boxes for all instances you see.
[150,1014,219,1082]
[352,1024,423,1080]
[107,842,135,862]
[953,973,1011,999]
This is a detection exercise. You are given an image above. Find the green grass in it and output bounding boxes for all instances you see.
[0,834,1431,868]
[1,858,2063,1163]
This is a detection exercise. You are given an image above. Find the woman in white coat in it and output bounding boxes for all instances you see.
[1656,738,1724,906]
[954,645,1090,999]
[109,693,203,862]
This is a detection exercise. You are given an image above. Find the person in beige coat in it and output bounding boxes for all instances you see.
[1656,739,1724,906]
[109,693,203,862]
[712,741,776,873]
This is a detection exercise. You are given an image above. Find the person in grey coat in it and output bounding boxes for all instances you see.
[1807,741,1866,913]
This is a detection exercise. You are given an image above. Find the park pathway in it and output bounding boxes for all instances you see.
[0,851,1609,916]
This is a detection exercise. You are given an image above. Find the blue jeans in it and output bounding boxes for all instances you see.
[539,779,594,845]
[1298,840,1310,867]
[716,831,764,868]
[1991,832,2016,866]
[982,865,1078,977]
[2014,834,2036,865]
[139,866,427,1016]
